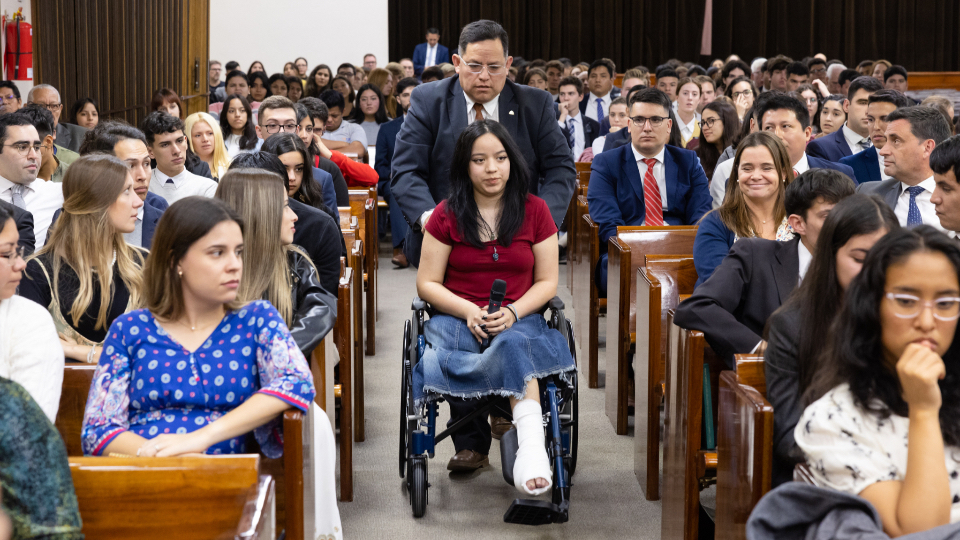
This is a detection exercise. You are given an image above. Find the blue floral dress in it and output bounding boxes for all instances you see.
[81,300,315,458]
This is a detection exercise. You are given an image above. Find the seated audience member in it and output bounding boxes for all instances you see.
[796,84,820,127]
[81,196,316,458]
[840,90,912,184]
[856,59,875,77]
[807,57,828,87]
[696,74,716,113]
[808,76,884,162]
[20,103,77,184]
[0,204,64,421]
[932,136,960,235]
[400,58,415,79]
[414,119,575,493]
[590,97,629,157]
[796,226,960,536]
[267,73,288,99]
[249,60,266,74]
[0,199,33,255]
[581,59,620,126]
[0,378,82,538]
[286,75,303,102]
[764,194,897,487]
[675,78,702,147]
[0,113,62,246]
[420,66,444,83]
[27,84,87,153]
[295,103,373,194]
[815,93,847,139]
[588,88,711,294]
[295,57,309,83]
[375,77,419,267]
[332,75,356,118]
[20,155,144,364]
[0,80,22,115]
[141,112,217,204]
[150,87,185,119]
[282,62,297,78]
[884,64,909,93]
[695,132,795,286]
[692,101,739,179]
[346,83,389,147]
[319,89,367,156]
[248,71,271,103]
[872,59,892,81]
[766,55,792,92]
[859,106,953,229]
[545,60,564,100]
[215,168,336,355]
[385,62,405,93]
[655,68,680,104]
[209,71,259,117]
[438,63,456,79]
[69,97,99,130]
[922,95,957,136]
[724,76,758,121]
[336,62,356,84]
[720,59,750,91]
[306,64,333,97]
[256,95,337,212]
[220,94,262,158]
[369,67,398,118]
[837,69,860,97]
[412,27,450,77]
[557,76,599,162]
[208,60,224,104]
[786,61,810,91]
[184,112,230,180]
[522,68,548,92]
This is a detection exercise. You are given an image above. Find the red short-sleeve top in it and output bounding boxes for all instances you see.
[425,195,558,308]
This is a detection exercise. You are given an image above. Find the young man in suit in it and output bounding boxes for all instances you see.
[884,65,909,94]
[545,60,564,101]
[579,58,620,124]
[931,135,960,235]
[587,87,712,294]
[412,28,451,78]
[807,76,884,163]
[857,106,953,229]
[0,199,33,254]
[675,169,855,367]
[839,90,912,185]
[557,76,599,161]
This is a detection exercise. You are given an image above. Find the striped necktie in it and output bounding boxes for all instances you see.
[642,158,664,226]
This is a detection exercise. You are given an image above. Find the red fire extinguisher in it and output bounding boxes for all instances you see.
[3,9,32,80]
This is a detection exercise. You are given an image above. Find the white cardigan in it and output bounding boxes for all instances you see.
[0,295,65,422]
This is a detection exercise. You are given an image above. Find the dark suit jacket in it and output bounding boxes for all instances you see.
[856,178,901,214]
[375,115,404,182]
[674,236,801,368]
[392,76,576,228]
[807,155,859,185]
[316,156,349,206]
[412,43,451,77]
[602,128,631,153]
[55,123,89,153]
[838,146,880,185]
[599,116,611,136]
[806,128,853,163]
[145,192,169,211]
[558,113,600,157]
[578,88,622,118]
[0,199,34,255]
[289,198,344,296]
[763,302,806,488]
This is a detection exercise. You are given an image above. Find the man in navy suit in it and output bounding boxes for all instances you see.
[557,76,599,161]
[579,58,621,125]
[588,87,712,294]
[375,77,419,267]
[807,76,884,163]
[412,28,451,78]
[0,199,34,254]
[839,90,912,185]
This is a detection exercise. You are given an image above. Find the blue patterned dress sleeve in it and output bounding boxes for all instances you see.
[80,319,132,456]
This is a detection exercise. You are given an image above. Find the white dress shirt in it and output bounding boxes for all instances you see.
[584,92,612,123]
[124,205,145,247]
[793,153,810,176]
[894,176,943,230]
[559,112,586,160]
[425,44,438,67]
[0,296,64,422]
[841,123,871,156]
[677,113,701,145]
[798,240,812,284]
[464,93,501,124]
[149,167,217,206]
[0,175,63,247]
[631,144,669,217]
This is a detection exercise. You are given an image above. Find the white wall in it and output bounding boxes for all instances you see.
[210,0,389,78]
[0,0,33,97]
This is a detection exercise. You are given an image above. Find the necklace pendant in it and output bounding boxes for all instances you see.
[493,245,499,262]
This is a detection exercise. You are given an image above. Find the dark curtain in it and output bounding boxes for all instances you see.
[389,0,960,71]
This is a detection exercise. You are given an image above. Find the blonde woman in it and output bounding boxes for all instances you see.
[20,155,146,363]
[185,112,230,180]
[367,67,397,118]
[215,168,336,357]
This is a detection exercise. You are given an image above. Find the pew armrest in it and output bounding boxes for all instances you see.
[236,475,276,540]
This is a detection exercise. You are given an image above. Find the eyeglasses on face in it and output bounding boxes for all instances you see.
[0,245,24,264]
[731,90,753,99]
[885,292,960,321]
[699,117,720,128]
[263,123,299,134]
[630,115,668,128]
[4,142,41,156]
[463,63,505,76]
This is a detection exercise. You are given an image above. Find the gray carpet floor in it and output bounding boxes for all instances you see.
[337,251,663,539]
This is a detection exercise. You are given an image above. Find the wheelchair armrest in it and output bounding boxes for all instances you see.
[547,297,565,311]
[411,297,428,311]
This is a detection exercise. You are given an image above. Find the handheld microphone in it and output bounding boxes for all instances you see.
[482,279,507,349]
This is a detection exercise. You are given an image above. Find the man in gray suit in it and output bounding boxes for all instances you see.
[856,107,952,229]
[27,84,88,153]
[391,19,575,267]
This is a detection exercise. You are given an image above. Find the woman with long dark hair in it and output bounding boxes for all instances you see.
[815,94,847,139]
[414,120,575,495]
[248,71,271,103]
[797,226,960,535]
[346,83,389,146]
[220,94,261,158]
[261,133,329,214]
[765,191,898,487]
[724,75,759,122]
[306,64,333,97]
[692,100,739,179]
[69,97,100,129]
[331,75,355,118]
[267,73,288,98]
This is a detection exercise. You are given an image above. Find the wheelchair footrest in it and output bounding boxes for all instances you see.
[503,499,568,526]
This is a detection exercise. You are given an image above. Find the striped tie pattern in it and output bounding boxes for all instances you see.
[596,99,604,124]
[642,158,664,226]
[565,118,575,150]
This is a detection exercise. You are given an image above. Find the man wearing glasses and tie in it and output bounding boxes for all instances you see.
[0,113,62,248]
[391,19,575,269]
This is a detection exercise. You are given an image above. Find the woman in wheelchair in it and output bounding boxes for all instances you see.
[414,120,575,496]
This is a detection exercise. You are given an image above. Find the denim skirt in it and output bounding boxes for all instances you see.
[413,313,576,406]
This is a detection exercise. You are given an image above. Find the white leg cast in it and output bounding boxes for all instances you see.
[511,398,552,496]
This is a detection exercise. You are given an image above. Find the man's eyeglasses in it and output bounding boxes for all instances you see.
[463,63,505,76]
[630,116,668,128]
[4,142,41,156]
[810,67,827,75]
[699,117,719,128]
[263,123,299,134]
[0,95,18,102]
[0,245,24,265]
[34,103,62,112]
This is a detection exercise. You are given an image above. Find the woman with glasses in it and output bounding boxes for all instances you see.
[796,84,820,131]
[220,94,262,158]
[690,101,739,179]
[724,76,759,122]
[346,83,389,147]
[797,225,960,535]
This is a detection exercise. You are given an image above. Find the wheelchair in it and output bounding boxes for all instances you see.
[399,296,578,525]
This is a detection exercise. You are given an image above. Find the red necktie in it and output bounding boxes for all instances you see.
[642,158,664,226]
[793,169,799,178]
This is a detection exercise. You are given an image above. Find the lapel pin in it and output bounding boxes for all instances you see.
[509,110,515,115]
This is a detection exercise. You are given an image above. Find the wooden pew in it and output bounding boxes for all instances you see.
[662,312,724,540]
[577,212,604,388]
[568,194,588,313]
[634,255,698,500]
[340,218,366,443]
[335,262,355,501]
[55,364,97,457]
[347,188,378,357]
[69,455,273,539]
[566,169,592,303]
[606,226,698,435]
[716,354,773,540]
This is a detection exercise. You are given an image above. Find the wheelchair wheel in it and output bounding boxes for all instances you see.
[560,372,579,478]
[410,457,428,518]
[400,321,412,478]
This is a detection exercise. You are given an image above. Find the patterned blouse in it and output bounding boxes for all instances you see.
[81,300,315,458]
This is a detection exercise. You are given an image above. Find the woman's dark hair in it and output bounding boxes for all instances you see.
[330,76,355,105]
[285,75,303,100]
[219,94,257,150]
[261,133,328,213]
[248,71,271,99]
[446,120,530,248]
[780,194,899,394]
[346,83,389,125]
[69,97,99,124]
[247,60,265,74]
[806,225,960,446]
[815,94,847,133]
[224,70,248,88]
[306,64,333,97]
[723,75,759,101]
[267,73,288,96]
[0,202,11,224]
[695,101,739,178]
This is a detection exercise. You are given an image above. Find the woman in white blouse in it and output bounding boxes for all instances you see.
[0,205,64,422]
[797,225,960,536]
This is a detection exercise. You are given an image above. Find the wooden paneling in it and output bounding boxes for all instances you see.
[31,0,208,127]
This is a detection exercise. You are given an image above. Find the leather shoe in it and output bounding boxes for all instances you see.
[490,415,513,440]
[447,449,489,472]
[392,248,409,268]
